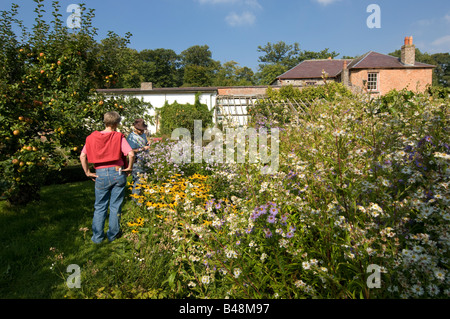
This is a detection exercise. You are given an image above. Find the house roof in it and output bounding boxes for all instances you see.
[276,51,435,81]
[347,51,435,69]
[277,59,352,80]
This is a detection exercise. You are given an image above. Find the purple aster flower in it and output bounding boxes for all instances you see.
[250,212,259,220]
[264,229,272,238]
[269,206,279,216]
[286,231,294,238]
[267,215,276,223]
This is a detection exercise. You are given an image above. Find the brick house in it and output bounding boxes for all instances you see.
[273,37,435,95]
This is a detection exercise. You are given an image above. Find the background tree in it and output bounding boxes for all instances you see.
[255,41,339,84]
[138,48,182,88]
[213,60,255,86]
[257,41,301,67]
[180,45,220,87]
[431,53,450,87]
[97,31,142,88]
[298,48,339,64]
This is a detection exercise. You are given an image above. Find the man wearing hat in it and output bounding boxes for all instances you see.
[126,119,150,196]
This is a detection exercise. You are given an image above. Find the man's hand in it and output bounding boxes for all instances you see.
[86,171,98,181]
[122,167,133,175]
[80,152,97,181]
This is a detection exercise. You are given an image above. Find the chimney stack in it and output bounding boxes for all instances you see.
[141,82,153,90]
[341,60,349,86]
[401,36,415,66]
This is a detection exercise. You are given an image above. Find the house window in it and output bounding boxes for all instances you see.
[367,72,378,91]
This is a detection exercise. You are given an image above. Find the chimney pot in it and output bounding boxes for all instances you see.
[141,82,153,90]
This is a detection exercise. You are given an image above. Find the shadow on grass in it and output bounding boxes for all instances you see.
[0,179,134,298]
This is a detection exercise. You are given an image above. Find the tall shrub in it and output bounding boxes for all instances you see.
[159,93,213,136]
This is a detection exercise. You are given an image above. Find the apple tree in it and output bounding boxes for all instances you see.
[0,1,152,205]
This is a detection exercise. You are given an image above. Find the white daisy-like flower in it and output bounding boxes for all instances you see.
[201,276,210,285]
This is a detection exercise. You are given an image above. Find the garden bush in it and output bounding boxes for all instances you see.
[158,93,213,137]
[249,82,353,128]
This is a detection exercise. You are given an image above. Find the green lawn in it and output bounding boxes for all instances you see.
[0,180,134,298]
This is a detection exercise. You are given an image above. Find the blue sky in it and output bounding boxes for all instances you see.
[1,0,449,72]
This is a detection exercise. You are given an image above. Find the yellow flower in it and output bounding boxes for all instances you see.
[203,220,212,226]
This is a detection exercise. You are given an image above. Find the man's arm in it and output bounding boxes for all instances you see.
[80,152,98,181]
[122,150,135,174]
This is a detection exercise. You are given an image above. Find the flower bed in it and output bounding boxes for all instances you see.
[122,90,449,299]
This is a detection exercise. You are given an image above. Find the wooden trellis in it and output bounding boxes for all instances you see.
[215,94,310,127]
[215,95,264,126]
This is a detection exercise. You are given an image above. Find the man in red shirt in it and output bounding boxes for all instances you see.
[80,111,135,243]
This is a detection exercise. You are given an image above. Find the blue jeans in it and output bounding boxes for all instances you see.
[92,167,127,243]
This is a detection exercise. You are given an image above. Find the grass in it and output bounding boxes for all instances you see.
[0,179,135,299]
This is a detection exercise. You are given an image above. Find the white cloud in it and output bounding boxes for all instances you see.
[197,0,239,4]
[416,18,435,26]
[225,11,256,26]
[196,0,261,27]
[244,0,262,10]
[314,0,341,6]
[197,0,261,8]
[445,13,450,23]
[431,35,450,47]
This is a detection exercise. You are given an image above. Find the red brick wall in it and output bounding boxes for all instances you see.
[349,68,433,95]
[218,87,269,96]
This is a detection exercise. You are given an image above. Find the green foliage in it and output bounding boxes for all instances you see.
[0,0,152,205]
[158,93,213,136]
[213,61,255,86]
[427,86,450,99]
[255,41,340,84]
[138,48,182,88]
[180,45,220,87]
[134,90,448,299]
[249,83,353,127]
[254,63,288,86]
[97,31,142,89]
[2,90,448,299]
